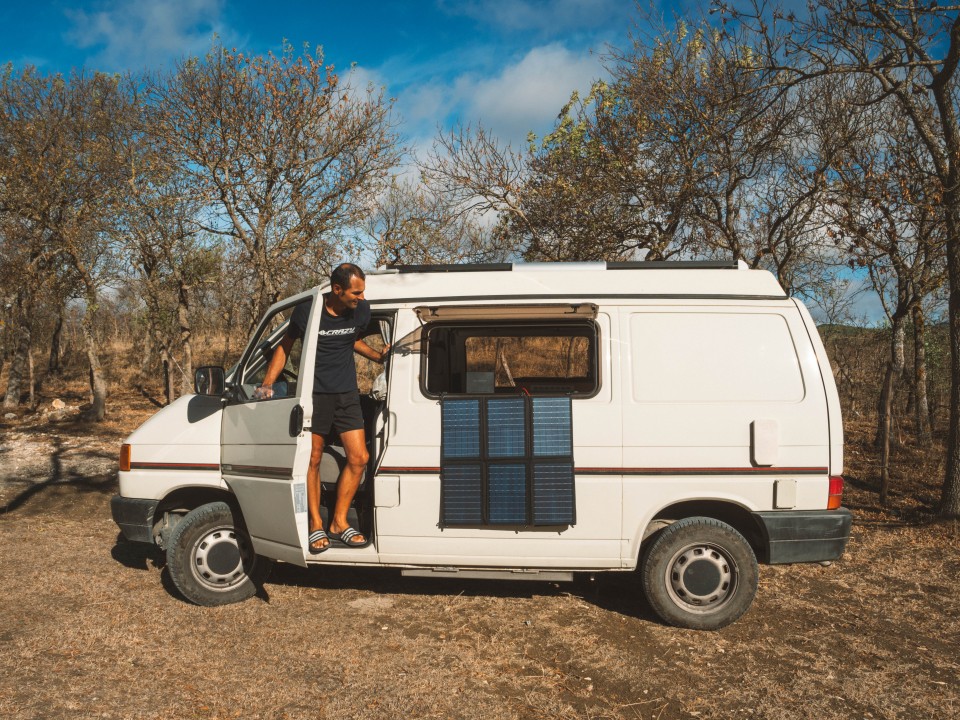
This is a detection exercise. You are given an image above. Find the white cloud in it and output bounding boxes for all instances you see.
[465,43,603,146]
[342,64,388,95]
[64,0,233,71]
[396,43,605,151]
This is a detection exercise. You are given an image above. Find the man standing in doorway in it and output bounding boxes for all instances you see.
[257,263,389,553]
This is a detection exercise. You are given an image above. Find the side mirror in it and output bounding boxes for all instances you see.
[194,366,226,396]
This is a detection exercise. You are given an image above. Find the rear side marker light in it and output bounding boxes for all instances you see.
[828,475,844,510]
[119,444,131,472]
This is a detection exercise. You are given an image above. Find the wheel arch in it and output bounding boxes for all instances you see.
[638,500,769,564]
[153,486,243,548]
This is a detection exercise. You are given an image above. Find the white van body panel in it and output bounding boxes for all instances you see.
[372,307,623,567]
[793,298,845,475]
[114,263,849,580]
[119,394,223,500]
[361,267,786,304]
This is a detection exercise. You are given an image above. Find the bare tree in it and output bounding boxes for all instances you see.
[150,43,400,327]
[359,177,504,266]
[826,93,947,503]
[420,123,532,256]
[0,68,129,420]
[500,83,694,261]
[725,0,960,515]
[118,91,219,402]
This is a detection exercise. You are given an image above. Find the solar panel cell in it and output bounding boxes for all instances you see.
[442,399,481,458]
[533,462,576,525]
[487,397,526,458]
[532,397,573,456]
[441,464,483,525]
[488,464,527,524]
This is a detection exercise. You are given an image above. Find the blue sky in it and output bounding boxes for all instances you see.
[1,0,638,150]
[0,0,896,323]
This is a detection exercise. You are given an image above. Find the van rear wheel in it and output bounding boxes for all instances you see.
[642,517,758,630]
[166,501,273,606]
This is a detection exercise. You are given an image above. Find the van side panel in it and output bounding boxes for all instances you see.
[374,308,623,569]
[620,303,832,564]
[793,299,844,476]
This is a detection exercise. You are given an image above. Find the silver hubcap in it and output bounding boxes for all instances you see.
[665,543,736,614]
[190,525,250,591]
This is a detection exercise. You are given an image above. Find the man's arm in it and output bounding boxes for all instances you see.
[354,339,390,363]
[254,333,296,399]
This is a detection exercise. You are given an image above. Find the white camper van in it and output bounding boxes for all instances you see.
[111,261,851,630]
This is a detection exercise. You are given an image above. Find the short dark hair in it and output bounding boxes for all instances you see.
[330,263,365,290]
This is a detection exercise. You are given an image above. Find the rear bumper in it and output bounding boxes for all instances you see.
[111,496,159,544]
[753,508,853,564]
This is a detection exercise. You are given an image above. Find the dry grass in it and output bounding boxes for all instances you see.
[0,357,958,718]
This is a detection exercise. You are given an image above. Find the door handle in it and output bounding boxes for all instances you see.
[289,404,304,436]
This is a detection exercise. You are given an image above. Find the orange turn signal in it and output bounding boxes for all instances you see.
[827,475,844,510]
[119,444,131,472]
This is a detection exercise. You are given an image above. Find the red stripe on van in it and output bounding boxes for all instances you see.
[378,466,441,474]
[591,467,829,476]
[378,466,828,476]
[130,462,219,471]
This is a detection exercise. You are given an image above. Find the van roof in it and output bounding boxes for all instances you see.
[357,261,788,305]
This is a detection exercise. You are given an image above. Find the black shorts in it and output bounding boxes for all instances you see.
[312,390,364,436]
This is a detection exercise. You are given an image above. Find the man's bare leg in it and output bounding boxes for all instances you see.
[328,428,369,543]
[307,432,328,552]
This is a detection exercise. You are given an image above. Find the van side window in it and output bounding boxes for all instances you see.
[423,321,598,397]
[237,299,313,402]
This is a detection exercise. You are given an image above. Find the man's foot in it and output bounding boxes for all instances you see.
[328,524,369,548]
[308,528,330,554]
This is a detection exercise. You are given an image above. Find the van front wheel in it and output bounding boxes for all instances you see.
[642,517,758,630]
[166,501,274,606]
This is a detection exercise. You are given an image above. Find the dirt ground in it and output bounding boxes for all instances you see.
[1,382,958,720]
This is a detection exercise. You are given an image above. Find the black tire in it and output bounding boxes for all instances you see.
[641,517,758,630]
[166,501,274,607]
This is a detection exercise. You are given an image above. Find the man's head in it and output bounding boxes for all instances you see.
[329,263,366,310]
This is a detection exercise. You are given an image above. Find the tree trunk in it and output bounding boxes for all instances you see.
[178,282,193,396]
[877,315,906,505]
[252,261,278,335]
[48,312,64,376]
[221,305,234,369]
[27,346,35,409]
[941,196,960,516]
[877,359,895,506]
[3,323,30,410]
[913,304,932,444]
[140,326,154,378]
[160,347,175,406]
[81,310,107,422]
[151,317,175,405]
[875,318,905,448]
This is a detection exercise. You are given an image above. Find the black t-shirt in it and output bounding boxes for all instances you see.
[290,296,371,394]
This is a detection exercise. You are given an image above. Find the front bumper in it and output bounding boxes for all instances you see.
[111,496,159,544]
[753,508,853,564]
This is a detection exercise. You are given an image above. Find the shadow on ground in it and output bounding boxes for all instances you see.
[110,531,164,571]
[108,530,660,623]
[266,559,659,623]
[0,435,116,517]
